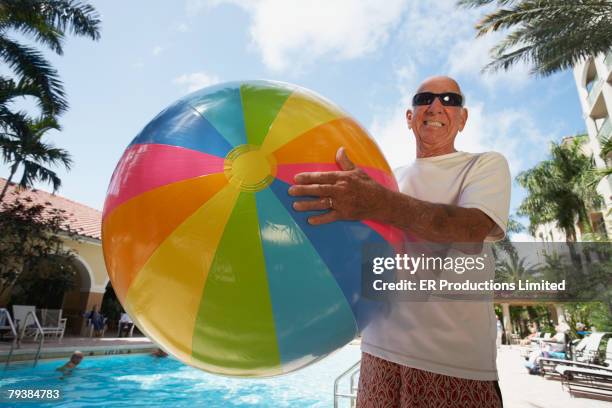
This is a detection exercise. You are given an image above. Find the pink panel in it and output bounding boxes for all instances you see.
[103,143,225,219]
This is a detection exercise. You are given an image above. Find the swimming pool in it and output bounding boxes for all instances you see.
[1,344,361,407]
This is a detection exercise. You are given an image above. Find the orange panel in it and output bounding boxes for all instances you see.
[102,173,228,302]
[273,117,392,174]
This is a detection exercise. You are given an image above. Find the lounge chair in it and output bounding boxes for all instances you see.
[556,366,612,397]
[538,333,612,377]
[34,309,67,341]
[12,305,66,343]
[117,313,135,337]
[0,308,17,341]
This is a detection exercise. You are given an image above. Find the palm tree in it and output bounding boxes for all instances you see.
[516,137,603,241]
[587,134,612,186]
[0,0,101,116]
[458,0,612,76]
[0,1,99,199]
[495,251,535,284]
[0,115,72,201]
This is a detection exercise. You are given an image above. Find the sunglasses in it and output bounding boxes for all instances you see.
[412,92,464,107]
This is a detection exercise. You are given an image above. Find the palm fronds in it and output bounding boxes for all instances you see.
[516,137,603,240]
[458,0,612,76]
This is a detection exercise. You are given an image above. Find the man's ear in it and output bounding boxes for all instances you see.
[458,107,468,132]
[406,109,413,129]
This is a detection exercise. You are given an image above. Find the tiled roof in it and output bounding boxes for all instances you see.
[0,178,101,240]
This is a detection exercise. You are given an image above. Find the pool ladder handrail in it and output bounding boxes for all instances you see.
[0,308,17,369]
[18,310,45,367]
[333,359,361,408]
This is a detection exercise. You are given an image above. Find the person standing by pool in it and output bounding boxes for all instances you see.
[85,306,105,337]
[289,76,510,407]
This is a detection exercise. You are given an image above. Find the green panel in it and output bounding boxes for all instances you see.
[240,82,292,146]
[192,192,281,375]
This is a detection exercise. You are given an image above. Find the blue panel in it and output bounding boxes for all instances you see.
[255,188,356,369]
[129,101,232,158]
[180,83,247,148]
[268,179,390,331]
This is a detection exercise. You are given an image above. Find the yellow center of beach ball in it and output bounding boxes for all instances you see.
[224,144,277,192]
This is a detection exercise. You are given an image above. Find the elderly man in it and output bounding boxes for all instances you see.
[289,76,509,407]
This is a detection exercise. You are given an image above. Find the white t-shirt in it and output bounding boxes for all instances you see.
[361,151,511,381]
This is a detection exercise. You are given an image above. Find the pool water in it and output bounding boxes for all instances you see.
[0,344,361,407]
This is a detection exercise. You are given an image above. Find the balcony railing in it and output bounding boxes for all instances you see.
[588,79,603,106]
[598,117,612,143]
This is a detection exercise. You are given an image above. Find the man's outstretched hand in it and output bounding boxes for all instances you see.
[288,147,389,225]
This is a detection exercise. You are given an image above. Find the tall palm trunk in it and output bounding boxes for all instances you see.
[0,161,19,202]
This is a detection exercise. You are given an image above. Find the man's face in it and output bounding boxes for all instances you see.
[406,77,468,154]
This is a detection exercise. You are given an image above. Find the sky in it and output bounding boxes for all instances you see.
[1,0,587,240]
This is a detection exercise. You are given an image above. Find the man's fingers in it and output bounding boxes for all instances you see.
[294,171,343,185]
[288,184,334,197]
[336,147,356,171]
[308,211,338,225]
[292,198,330,212]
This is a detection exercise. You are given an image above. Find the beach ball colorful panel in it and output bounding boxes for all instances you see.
[102,80,402,377]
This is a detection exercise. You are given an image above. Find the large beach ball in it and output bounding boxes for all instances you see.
[102,80,401,377]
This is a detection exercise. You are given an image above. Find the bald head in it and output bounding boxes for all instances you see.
[71,351,84,363]
[416,76,463,96]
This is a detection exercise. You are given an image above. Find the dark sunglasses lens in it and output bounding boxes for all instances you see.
[412,92,463,107]
[440,93,463,106]
[412,93,434,106]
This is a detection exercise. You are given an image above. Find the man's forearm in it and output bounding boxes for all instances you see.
[373,189,495,243]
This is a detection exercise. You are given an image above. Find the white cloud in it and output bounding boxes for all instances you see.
[207,0,408,72]
[369,64,417,170]
[176,23,190,32]
[394,2,532,92]
[370,102,415,170]
[185,0,211,16]
[447,34,531,91]
[397,1,477,64]
[395,62,419,101]
[152,46,164,56]
[457,102,544,176]
[173,72,221,93]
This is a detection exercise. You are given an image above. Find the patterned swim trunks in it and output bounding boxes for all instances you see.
[356,352,503,408]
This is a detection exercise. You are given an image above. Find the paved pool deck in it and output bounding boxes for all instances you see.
[497,345,612,407]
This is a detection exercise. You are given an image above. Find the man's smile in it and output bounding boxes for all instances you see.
[424,120,444,128]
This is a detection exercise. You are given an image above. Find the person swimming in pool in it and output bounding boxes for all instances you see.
[151,348,168,358]
[56,351,84,379]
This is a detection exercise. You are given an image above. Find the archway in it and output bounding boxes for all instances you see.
[60,255,95,334]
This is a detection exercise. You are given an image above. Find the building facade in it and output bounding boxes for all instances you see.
[0,178,109,334]
[572,52,612,239]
